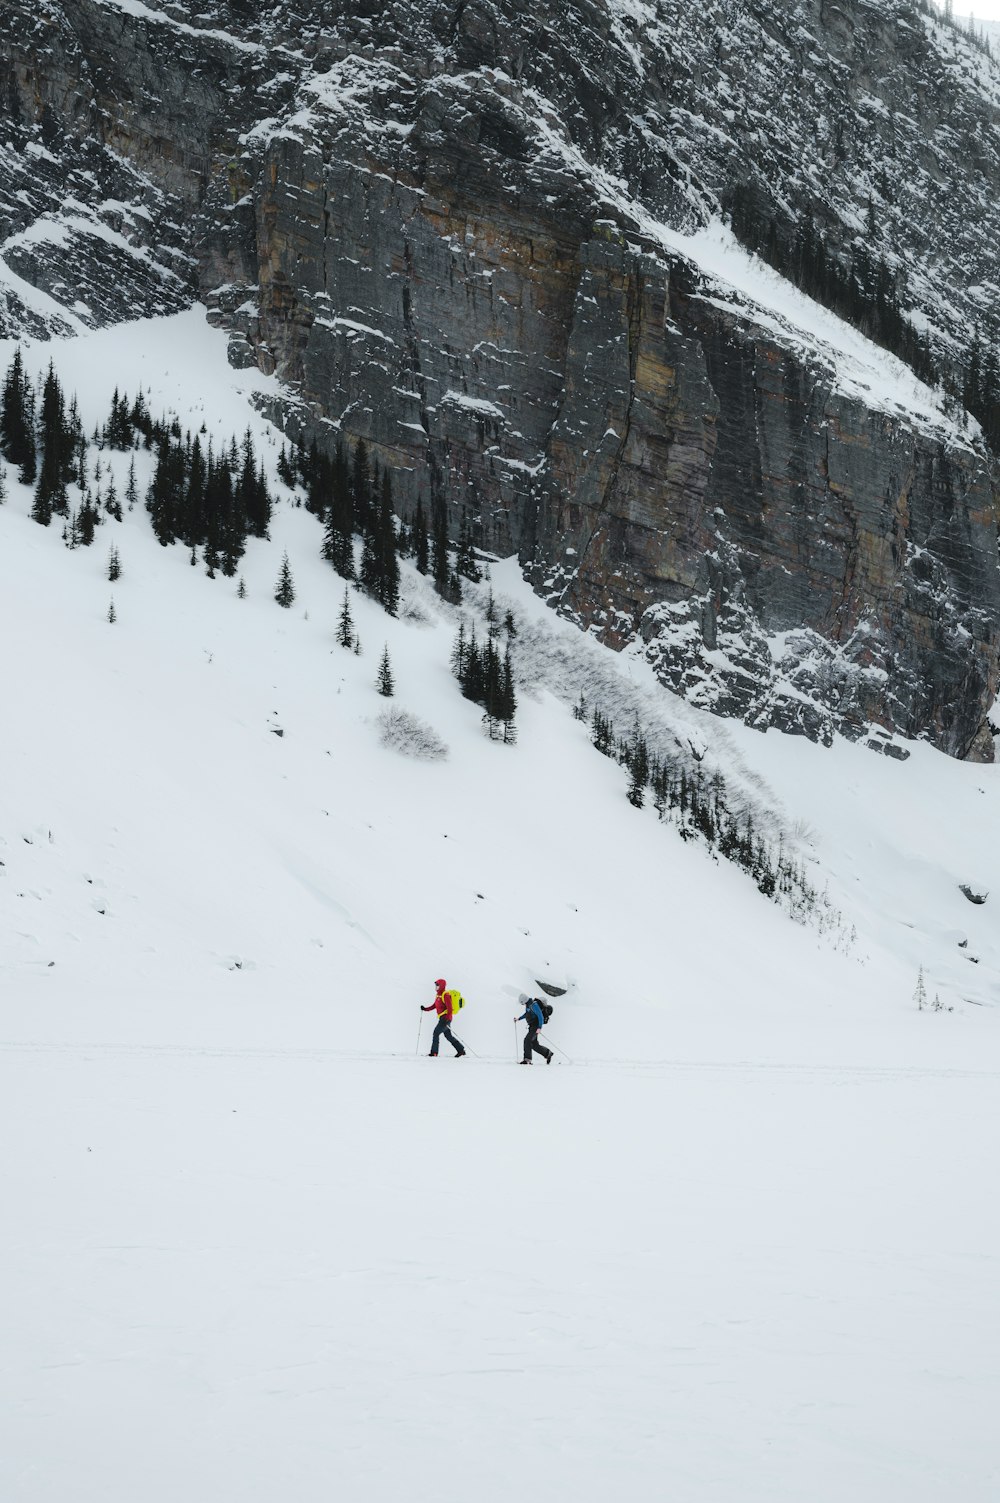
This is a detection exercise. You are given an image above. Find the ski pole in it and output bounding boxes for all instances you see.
[546,1037,573,1064]
[513,1020,519,1062]
[416,1012,423,1056]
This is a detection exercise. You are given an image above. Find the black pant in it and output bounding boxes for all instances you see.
[431,1017,464,1055]
[523,1024,551,1063]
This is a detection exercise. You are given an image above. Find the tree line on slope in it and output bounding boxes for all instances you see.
[0,351,516,733]
[725,187,1000,451]
[0,351,274,569]
[915,0,994,59]
[1,347,848,920]
[573,688,849,935]
[450,589,518,743]
[280,435,485,613]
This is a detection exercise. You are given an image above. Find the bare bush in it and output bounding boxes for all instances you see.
[377,706,448,760]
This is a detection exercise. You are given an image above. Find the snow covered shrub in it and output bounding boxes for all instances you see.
[400,597,432,626]
[377,707,447,761]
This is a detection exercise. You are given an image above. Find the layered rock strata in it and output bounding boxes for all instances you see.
[2,0,999,756]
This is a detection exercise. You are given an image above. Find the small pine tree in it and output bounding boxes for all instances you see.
[125,456,138,511]
[0,463,6,505]
[107,597,116,624]
[377,644,395,697]
[914,967,927,1011]
[105,474,121,521]
[275,551,295,608]
[276,442,296,487]
[237,576,247,598]
[108,544,122,582]
[451,619,468,678]
[626,733,649,808]
[337,586,355,648]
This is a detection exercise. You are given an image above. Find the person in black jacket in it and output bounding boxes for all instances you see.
[515,994,552,1065]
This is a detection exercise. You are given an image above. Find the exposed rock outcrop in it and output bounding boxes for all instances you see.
[2,0,999,757]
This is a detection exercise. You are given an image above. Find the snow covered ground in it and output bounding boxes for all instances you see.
[2,310,1000,1500]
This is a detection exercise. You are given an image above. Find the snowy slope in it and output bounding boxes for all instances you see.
[3,311,1000,1501]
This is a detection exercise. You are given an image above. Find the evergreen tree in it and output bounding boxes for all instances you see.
[107,597,117,624]
[461,626,484,703]
[106,387,133,450]
[105,474,121,521]
[431,498,450,598]
[359,513,381,599]
[376,643,395,697]
[0,463,6,504]
[237,431,270,539]
[31,476,54,527]
[456,506,481,582]
[451,619,468,678]
[0,348,36,482]
[480,635,504,737]
[108,544,122,582]
[413,497,429,575]
[499,646,517,744]
[591,707,615,756]
[321,441,355,579]
[336,587,356,648]
[627,733,649,808]
[305,439,331,519]
[276,442,296,487]
[237,576,247,599]
[275,551,295,607]
[147,432,185,545]
[378,468,400,615]
[77,488,100,546]
[125,455,138,511]
[351,438,373,534]
[33,362,71,520]
[182,434,207,546]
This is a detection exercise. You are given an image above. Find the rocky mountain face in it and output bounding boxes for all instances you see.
[3,0,1000,758]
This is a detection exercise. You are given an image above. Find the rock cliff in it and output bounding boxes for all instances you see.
[2,0,999,757]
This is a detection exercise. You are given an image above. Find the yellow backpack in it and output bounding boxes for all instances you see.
[447,988,465,1015]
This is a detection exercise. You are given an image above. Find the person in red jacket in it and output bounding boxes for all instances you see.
[422,978,466,1057]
